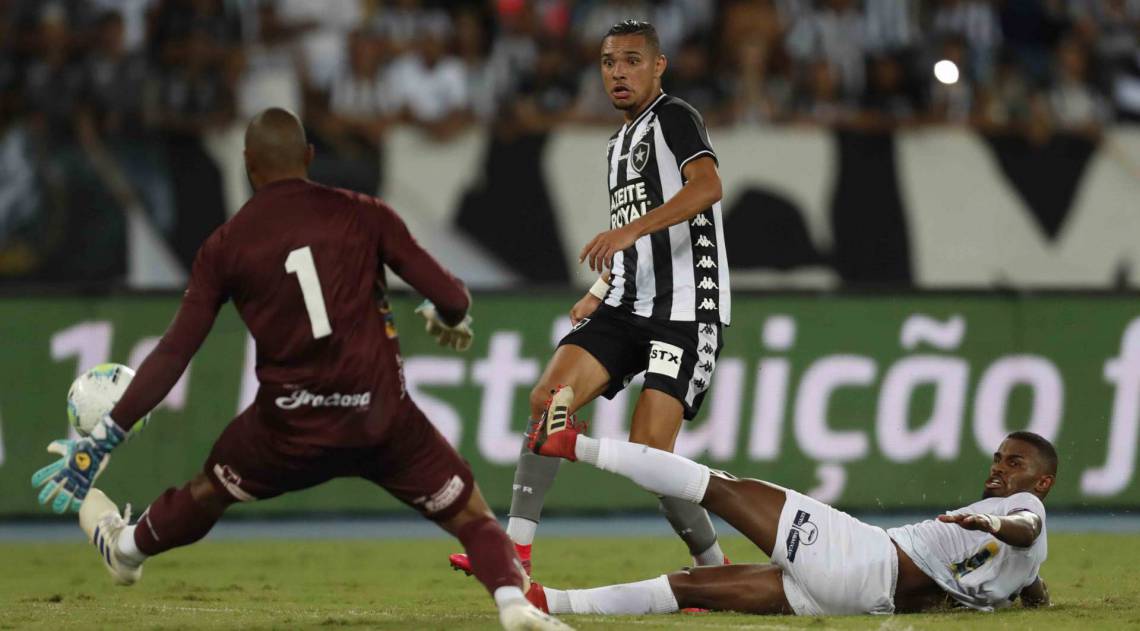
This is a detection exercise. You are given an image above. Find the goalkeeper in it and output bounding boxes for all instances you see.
[31,107,567,631]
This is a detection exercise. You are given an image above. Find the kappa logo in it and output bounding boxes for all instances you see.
[695,235,714,247]
[698,360,714,373]
[698,298,717,310]
[697,276,718,290]
[700,323,717,336]
[700,342,715,354]
[785,509,819,563]
[692,215,712,227]
[647,340,683,379]
[696,256,717,269]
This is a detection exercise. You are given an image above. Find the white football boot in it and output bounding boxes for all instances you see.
[79,489,143,586]
[499,600,574,630]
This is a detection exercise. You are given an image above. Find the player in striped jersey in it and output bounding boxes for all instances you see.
[451,20,731,578]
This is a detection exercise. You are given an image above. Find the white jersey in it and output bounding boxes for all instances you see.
[603,92,731,325]
[887,492,1047,611]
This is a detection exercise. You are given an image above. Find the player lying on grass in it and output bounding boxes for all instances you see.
[522,386,1053,616]
[30,107,568,631]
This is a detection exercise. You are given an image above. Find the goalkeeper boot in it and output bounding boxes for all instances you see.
[79,489,143,586]
[499,598,573,630]
[449,542,532,577]
[527,386,585,461]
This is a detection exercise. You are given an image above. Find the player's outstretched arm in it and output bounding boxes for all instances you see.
[1019,576,1050,608]
[936,509,1043,548]
[579,157,721,272]
[372,199,470,325]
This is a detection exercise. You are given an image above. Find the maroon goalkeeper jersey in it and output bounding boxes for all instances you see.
[111,178,469,446]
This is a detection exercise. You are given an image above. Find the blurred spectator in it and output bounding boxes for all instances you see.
[575,0,687,56]
[864,0,919,54]
[77,10,176,234]
[384,32,470,139]
[930,0,1001,83]
[720,0,785,58]
[792,59,856,126]
[786,0,867,98]
[87,0,157,52]
[276,0,362,92]
[928,35,976,124]
[454,9,496,121]
[997,0,1069,86]
[978,52,1038,130]
[309,29,387,194]
[667,34,730,124]
[1049,37,1110,132]
[860,53,919,127]
[150,0,240,67]
[22,7,86,147]
[724,38,792,125]
[505,39,578,134]
[370,0,451,56]
[488,1,539,105]
[1069,0,1140,71]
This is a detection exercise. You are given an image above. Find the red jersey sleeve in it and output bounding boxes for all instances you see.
[371,199,470,325]
[110,232,228,430]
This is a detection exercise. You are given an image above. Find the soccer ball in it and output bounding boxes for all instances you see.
[66,363,150,437]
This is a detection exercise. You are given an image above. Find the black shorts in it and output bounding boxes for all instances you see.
[203,402,475,522]
[558,304,724,420]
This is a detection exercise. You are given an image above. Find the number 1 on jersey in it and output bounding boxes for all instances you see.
[285,246,332,339]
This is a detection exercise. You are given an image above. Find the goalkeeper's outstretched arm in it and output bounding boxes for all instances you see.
[110,296,221,432]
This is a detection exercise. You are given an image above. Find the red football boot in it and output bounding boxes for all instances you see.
[449,542,532,576]
[527,385,585,461]
[525,580,550,613]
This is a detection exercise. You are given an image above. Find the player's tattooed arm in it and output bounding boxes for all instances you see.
[1019,576,1050,608]
[936,509,1043,548]
[579,157,721,272]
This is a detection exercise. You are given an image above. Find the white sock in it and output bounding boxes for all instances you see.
[576,436,710,503]
[693,540,726,566]
[493,586,527,610]
[545,576,678,615]
[116,525,147,565]
[505,517,537,546]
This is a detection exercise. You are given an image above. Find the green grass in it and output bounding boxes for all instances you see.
[1,533,1137,629]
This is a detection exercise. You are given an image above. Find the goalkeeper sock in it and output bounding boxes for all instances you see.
[575,437,710,503]
[117,525,147,565]
[544,576,678,615]
[134,484,225,555]
[456,516,527,596]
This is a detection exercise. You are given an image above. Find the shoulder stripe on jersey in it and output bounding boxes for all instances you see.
[678,149,717,173]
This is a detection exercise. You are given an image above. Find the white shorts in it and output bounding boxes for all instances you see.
[771,490,898,616]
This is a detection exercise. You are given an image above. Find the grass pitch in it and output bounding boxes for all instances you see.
[2,533,1137,630]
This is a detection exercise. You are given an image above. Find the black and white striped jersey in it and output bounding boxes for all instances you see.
[603,92,731,325]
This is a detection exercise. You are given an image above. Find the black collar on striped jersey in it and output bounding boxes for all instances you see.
[623,91,667,131]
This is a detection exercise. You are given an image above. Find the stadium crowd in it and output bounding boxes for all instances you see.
[2,0,1140,283]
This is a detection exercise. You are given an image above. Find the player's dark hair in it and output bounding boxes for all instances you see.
[604,20,660,53]
[1007,431,1058,475]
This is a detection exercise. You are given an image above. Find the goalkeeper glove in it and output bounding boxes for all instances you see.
[415,300,474,351]
[31,415,126,514]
